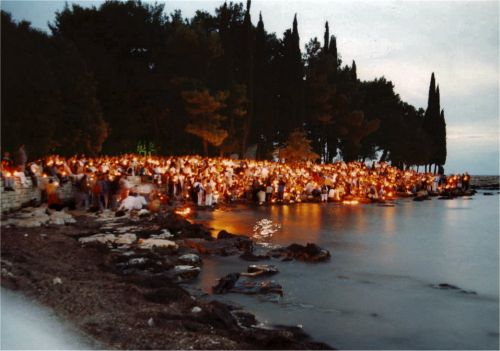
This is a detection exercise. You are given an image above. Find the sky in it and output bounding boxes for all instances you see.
[2,0,499,175]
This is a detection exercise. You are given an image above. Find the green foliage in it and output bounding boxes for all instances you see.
[278,129,319,162]
[182,89,229,155]
[137,141,157,156]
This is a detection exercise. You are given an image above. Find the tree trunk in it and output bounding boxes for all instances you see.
[203,140,208,157]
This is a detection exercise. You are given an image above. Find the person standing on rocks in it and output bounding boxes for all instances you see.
[15,144,27,173]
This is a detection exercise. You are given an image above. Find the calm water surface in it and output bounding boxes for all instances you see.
[195,193,499,349]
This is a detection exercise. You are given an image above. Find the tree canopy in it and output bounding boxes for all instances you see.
[1,0,446,170]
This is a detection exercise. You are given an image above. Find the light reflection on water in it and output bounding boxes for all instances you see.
[196,196,499,349]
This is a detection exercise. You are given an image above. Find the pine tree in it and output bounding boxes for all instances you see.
[182,89,229,156]
[279,129,319,162]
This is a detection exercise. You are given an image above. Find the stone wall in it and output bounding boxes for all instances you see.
[0,175,162,213]
[1,177,76,213]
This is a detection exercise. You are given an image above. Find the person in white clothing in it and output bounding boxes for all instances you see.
[119,193,147,211]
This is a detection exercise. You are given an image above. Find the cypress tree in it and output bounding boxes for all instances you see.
[423,73,436,132]
[241,0,254,156]
[323,21,329,52]
[329,35,338,70]
[351,60,357,80]
[437,109,447,166]
[423,72,437,170]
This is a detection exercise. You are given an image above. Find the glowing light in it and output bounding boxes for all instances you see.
[175,207,192,217]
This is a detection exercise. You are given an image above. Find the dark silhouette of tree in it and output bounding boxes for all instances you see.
[1,2,447,169]
[423,73,447,172]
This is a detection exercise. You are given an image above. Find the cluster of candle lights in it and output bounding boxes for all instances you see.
[1,154,468,205]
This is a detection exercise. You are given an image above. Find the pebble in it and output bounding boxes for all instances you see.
[147,317,154,327]
[191,306,202,313]
[52,277,62,285]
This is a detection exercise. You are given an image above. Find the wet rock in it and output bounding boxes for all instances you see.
[217,230,241,239]
[232,279,283,296]
[239,251,270,261]
[483,192,494,196]
[431,283,477,295]
[233,311,257,328]
[172,265,201,280]
[212,273,240,294]
[177,253,201,265]
[269,243,330,262]
[183,238,251,256]
[241,264,278,277]
[156,213,211,239]
[212,273,283,296]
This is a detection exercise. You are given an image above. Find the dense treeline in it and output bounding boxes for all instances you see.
[1,0,446,171]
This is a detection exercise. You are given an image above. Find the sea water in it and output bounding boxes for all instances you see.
[196,192,499,349]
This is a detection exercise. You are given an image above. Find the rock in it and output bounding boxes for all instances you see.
[79,233,117,245]
[239,251,270,261]
[147,317,155,327]
[483,192,494,196]
[212,273,240,294]
[217,230,240,239]
[268,243,330,262]
[203,301,240,331]
[115,233,137,245]
[183,237,252,256]
[128,257,147,266]
[173,265,200,280]
[138,209,150,217]
[138,238,178,250]
[233,311,257,328]
[241,264,278,277]
[48,211,76,225]
[151,229,173,239]
[52,277,62,285]
[232,279,283,296]
[177,253,201,265]
[212,273,283,296]
[431,283,477,295]
[115,210,127,217]
[191,306,202,313]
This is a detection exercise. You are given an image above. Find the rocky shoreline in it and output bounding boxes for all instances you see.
[1,208,333,350]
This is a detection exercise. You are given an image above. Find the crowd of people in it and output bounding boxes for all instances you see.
[1,152,472,211]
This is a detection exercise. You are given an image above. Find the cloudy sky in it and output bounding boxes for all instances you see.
[2,0,499,175]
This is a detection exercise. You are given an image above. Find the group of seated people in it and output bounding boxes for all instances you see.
[1,153,472,211]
